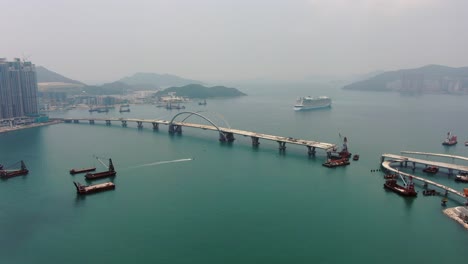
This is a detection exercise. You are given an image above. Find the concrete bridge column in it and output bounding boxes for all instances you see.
[251,136,260,147]
[219,132,235,142]
[169,124,182,134]
[121,120,127,127]
[73,120,80,123]
[448,169,453,176]
[64,120,72,123]
[277,141,286,152]
[137,121,143,129]
[404,161,408,167]
[412,162,416,171]
[106,120,111,126]
[89,120,95,125]
[152,122,159,130]
[307,146,316,157]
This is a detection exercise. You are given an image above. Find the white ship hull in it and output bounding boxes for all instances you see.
[293,96,331,111]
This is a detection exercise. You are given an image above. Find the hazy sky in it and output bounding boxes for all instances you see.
[3,0,468,83]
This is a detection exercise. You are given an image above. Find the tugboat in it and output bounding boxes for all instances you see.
[423,166,439,174]
[442,132,457,146]
[383,173,417,197]
[85,158,116,180]
[0,160,29,178]
[352,154,359,161]
[73,181,115,195]
[322,157,350,168]
[455,172,468,182]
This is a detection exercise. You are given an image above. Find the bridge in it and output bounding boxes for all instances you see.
[381,153,468,175]
[381,160,466,200]
[58,112,337,156]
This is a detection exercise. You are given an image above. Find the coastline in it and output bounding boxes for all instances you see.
[443,207,468,230]
[0,120,62,134]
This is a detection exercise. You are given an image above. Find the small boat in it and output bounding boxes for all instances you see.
[0,160,29,178]
[383,176,417,197]
[322,158,350,168]
[352,154,359,161]
[384,173,398,179]
[73,181,115,195]
[423,166,439,174]
[455,172,468,182]
[85,158,116,180]
[442,131,457,146]
[198,99,207,105]
[422,189,438,196]
[465,141,468,146]
[69,167,96,175]
[441,197,448,206]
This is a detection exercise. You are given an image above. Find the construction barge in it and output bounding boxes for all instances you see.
[70,167,96,175]
[85,158,116,180]
[74,181,115,195]
[383,174,417,197]
[0,160,29,178]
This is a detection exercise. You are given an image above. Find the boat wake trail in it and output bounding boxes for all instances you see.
[130,158,193,168]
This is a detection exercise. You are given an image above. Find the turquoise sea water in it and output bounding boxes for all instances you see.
[1,83,468,263]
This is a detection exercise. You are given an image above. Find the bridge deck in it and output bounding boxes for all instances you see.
[61,118,336,150]
[400,151,468,162]
[382,153,468,172]
[381,160,465,198]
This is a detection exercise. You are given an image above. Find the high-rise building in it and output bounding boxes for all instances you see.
[0,58,38,119]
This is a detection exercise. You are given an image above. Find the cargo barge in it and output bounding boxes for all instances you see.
[85,159,116,180]
[322,158,350,168]
[383,175,417,197]
[69,167,96,175]
[73,181,115,195]
[0,160,29,178]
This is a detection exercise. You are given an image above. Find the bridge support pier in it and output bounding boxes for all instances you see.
[448,169,453,177]
[277,141,286,152]
[251,136,260,147]
[152,122,159,130]
[444,190,449,197]
[404,161,408,167]
[307,146,316,156]
[219,132,235,142]
[73,120,79,123]
[89,120,94,125]
[412,162,416,171]
[169,124,182,134]
[137,121,143,129]
[64,120,72,123]
[423,182,428,189]
[121,120,127,127]
[106,120,111,126]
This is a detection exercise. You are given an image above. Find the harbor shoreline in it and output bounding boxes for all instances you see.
[0,120,62,134]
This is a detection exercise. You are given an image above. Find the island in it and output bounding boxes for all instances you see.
[154,84,246,99]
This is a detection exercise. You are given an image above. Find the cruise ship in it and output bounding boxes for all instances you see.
[293,96,331,111]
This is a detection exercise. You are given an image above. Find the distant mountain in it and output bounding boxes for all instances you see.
[119,72,203,88]
[155,84,246,98]
[343,65,468,94]
[82,81,133,95]
[36,66,85,85]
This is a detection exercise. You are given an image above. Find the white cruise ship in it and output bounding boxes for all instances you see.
[293,96,331,111]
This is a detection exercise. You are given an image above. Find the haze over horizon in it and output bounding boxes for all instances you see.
[3,0,468,84]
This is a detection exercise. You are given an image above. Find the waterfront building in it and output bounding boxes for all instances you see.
[0,58,38,119]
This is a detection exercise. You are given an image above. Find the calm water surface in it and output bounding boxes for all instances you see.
[1,83,468,263]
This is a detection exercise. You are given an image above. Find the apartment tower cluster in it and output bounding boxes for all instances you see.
[0,58,39,119]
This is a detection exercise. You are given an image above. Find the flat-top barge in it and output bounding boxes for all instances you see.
[70,167,96,175]
[85,158,116,180]
[322,158,350,168]
[0,160,29,178]
[74,181,115,195]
